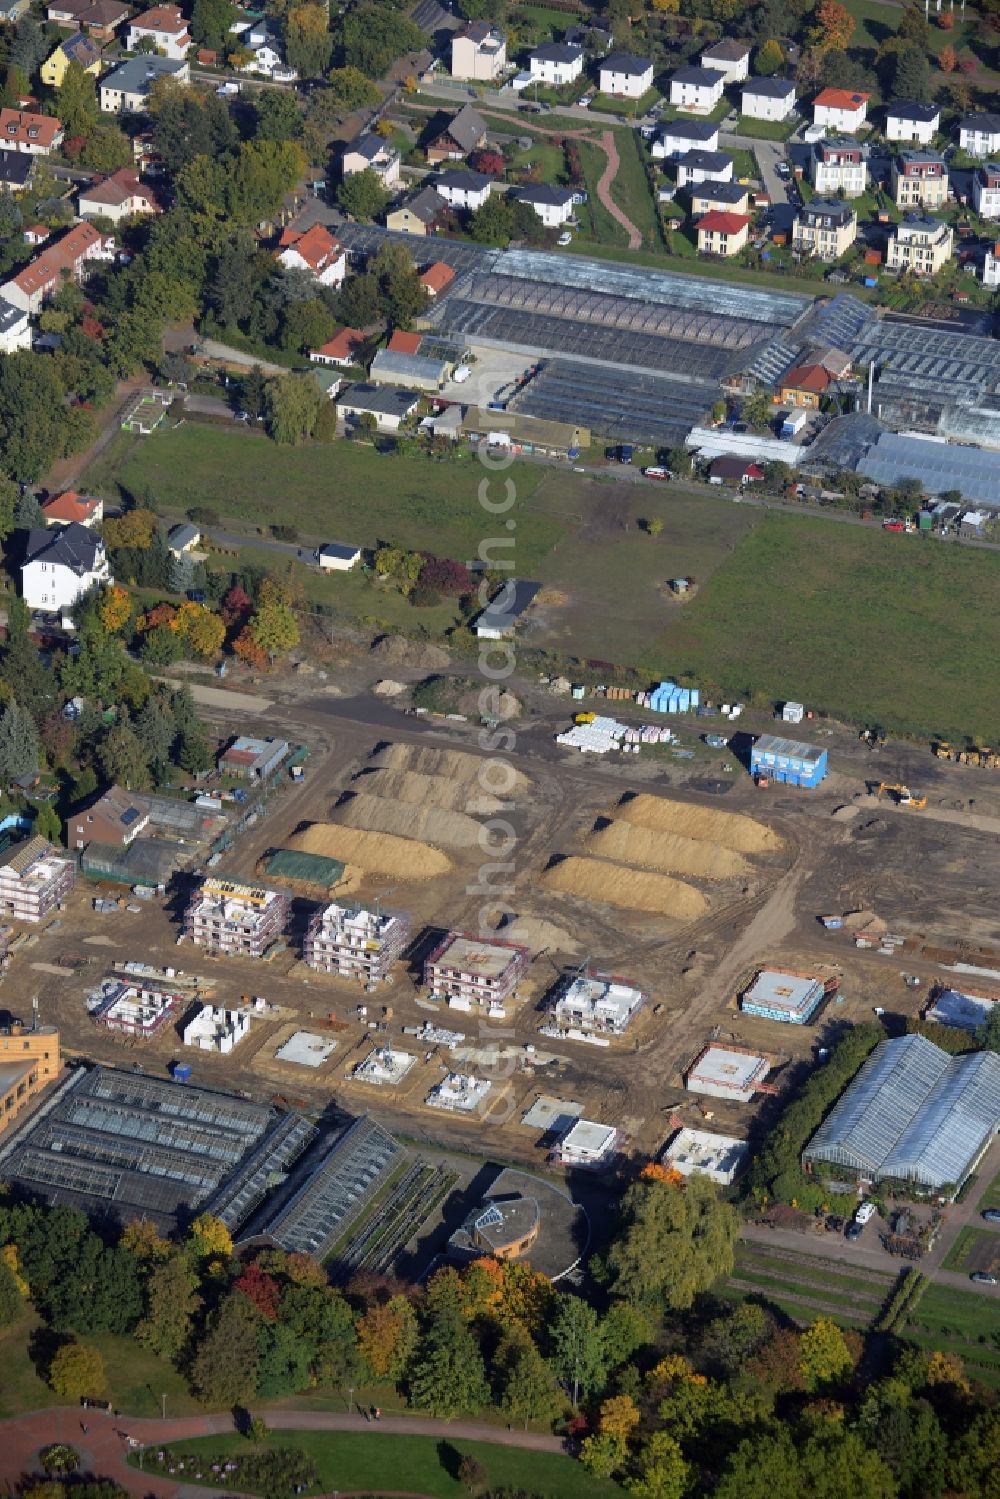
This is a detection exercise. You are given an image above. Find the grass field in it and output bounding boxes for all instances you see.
[575,139,630,247]
[139,1433,626,1499]
[980,1171,1000,1213]
[608,127,660,249]
[722,1242,893,1329]
[904,1283,1000,1390]
[942,1226,1000,1275]
[735,115,796,140]
[643,512,1000,742]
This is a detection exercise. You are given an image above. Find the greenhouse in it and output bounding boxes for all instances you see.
[802,1033,1000,1194]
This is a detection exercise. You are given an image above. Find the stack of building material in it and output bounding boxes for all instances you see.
[650,680,701,713]
[555,715,629,753]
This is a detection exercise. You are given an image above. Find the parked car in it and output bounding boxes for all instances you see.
[557,231,573,246]
[618,444,634,464]
[643,466,671,480]
[983,1208,1000,1223]
[970,1271,998,1284]
[855,1201,877,1225]
[579,93,593,108]
[882,519,905,532]
[844,1221,863,1241]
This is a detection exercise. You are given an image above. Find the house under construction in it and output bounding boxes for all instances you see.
[0,837,75,923]
[423,931,531,1012]
[303,899,410,986]
[184,878,289,958]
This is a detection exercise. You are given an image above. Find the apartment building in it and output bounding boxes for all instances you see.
[0,837,75,923]
[892,150,948,210]
[184,878,289,958]
[811,136,867,196]
[886,213,954,275]
[424,932,530,1012]
[304,900,410,985]
[792,197,858,259]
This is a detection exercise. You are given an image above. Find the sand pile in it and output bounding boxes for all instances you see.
[288,824,451,879]
[359,767,506,815]
[541,857,707,920]
[332,792,488,850]
[614,793,782,855]
[371,743,531,795]
[370,634,450,670]
[587,820,750,880]
[499,914,580,954]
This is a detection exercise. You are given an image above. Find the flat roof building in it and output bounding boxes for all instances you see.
[424,931,531,1013]
[662,1126,749,1185]
[925,985,1000,1034]
[741,966,827,1024]
[427,1072,493,1113]
[0,836,74,923]
[89,972,189,1038]
[554,1118,617,1168]
[219,734,289,780]
[549,971,646,1036]
[304,900,409,986]
[686,1043,771,1101]
[750,733,828,788]
[184,878,289,958]
[0,1020,60,1138]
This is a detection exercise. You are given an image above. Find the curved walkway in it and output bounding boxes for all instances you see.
[0,1406,564,1498]
[595,129,642,250]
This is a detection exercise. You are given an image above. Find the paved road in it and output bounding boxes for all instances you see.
[725,133,788,206]
[0,1406,564,1497]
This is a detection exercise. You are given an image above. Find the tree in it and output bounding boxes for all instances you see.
[136,1254,200,1359]
[103,509,157,551]
[798,1316,853,1392]
[742,387,776,430]
[188,1212,233,1262]
[978,1005,1000,1052]
[807,0,853,51]
[0,354,78,482]
[607,1174,737,1310]
[548,1294,606,1404]
[177,603,226,660]
[898,3,930,47]
[265,372,322,445]
[755,38,784,74]
[340,1,425,77]
[257,1320,313,1397]
[255,88,303,142]
[495,1328,562,1428]
[279,1283,359,1385]
[337,167,390,222]
[409,1302,489,1418]
[81,125,132,174]
[0,702,39,781]
[286,3,333,78]
[226,141,305,226]
[372,239,428,328]
[939,43,957,71]
[326,66,381,113]
[0,1251,23,1328]
[893,44,931,101]
[99,585,133,634]
[250,597,300,660]
[48,1340,105,1400]
[626,1432,687,1499]
[234,1261,282,1321]
[191,1293,261,1405]
[58,61,99,138]
[31,802,62,844]
[191,0,236,49]
[357,1294,418,1382]
[457,1455,485,1492]
[280,296,335,353]
[646,517,664,538]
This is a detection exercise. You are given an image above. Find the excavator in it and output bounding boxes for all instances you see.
[877,782,927,809]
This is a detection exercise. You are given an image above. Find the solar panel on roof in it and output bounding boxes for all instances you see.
[121,807,141,826]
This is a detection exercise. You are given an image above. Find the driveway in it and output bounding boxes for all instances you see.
[734,135,789,206]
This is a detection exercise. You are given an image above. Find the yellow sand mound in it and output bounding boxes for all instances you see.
[333,792,487,851]
[288,824,452,880]
[540,856,707,919]
[372,743,531,794]
[614,793,781,854]
[587,820,750,880]
[359,767,506,815]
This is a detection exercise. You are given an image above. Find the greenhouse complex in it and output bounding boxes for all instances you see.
[802,1034,1000,1196]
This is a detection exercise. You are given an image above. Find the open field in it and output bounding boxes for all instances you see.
[722,1242,894,1329]
[642,512,1000,742]
[904,1283,1000,1389]
[943,1225,1000,1275]
[138,1433,626,1498]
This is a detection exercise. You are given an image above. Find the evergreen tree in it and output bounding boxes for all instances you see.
[191,1293,260,1405]
[409,1303,488,1418]
[0,701,39,781]
[496,1329,562,1428]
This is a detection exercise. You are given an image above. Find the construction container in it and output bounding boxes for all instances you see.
[820,915,843,929]
[171,1061,192,1082]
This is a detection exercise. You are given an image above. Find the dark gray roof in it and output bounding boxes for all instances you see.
[702,38,749,60]
[659,117,719,142]
[346,133,387,163]
[25,521,101,575]
[515,182,575,206]
[477,579,541,631]
[320,542,360,560]
[604,51,652,75]
[100,54,187,95]
[888,99,939,123]
[395,185,447,224]
[898,149,946,166]
[436,168,491,193]
[814,135,862,156]
[437,103,487,153]
[0,297,25,334]
[678,148,731,173]
[531,41,582,64]
[743,75,795,98]
[897,211,946,232]
[694,180,749,203]
[961,111,1000,132]
[671,63,724,86]
[339,382,420,417]
[0,152,32,186]
[800,196,855,225]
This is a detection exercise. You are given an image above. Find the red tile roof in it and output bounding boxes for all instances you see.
[814,88,870,109]
[313,327,365,363]
[41,490,101,523]
[0,108,62,150]
[278,222,341,272]
[419,261,455,293]
[696,210,750,234]
[131,2,187,33]
[387,330,422,354]
[780,362,832,393]
[11,220,109,298]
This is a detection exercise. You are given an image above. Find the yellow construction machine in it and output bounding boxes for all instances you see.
[877,782,927,809]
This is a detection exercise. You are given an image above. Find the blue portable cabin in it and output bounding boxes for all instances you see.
[750,733,828,788]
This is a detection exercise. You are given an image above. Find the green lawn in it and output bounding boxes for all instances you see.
[736,115,796,140]
[721,1243,893,1331]
[609,127,660,249]
[641,512,1000,742]
[904,1283,1000,1390]
[575,138,629,247]
[980,1171,1000,1213]
[942,1226,1000,1274]
[139,1432,626,1499]
[590,87,660,118]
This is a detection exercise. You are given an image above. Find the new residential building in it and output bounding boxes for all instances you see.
[973,162,1000,219]
[811,136,867,197]
[812,87,869,132]
[700,38,750,83]
[669,63,724,114]
[696,209,749,257]
[600,52,654,98]
[304,900,410,984]
[886,214,954,276]
[549,972,646,1036]
[451,20,506,80]
[529,41,583,86]
[741,76,795,121]
[792,197,857,259]
[886,100,940,145]
[424,932,530,1012]
[0,838,75,922]
[184,879,289,958]
[892,150,948,211]
[959,111,1000,157]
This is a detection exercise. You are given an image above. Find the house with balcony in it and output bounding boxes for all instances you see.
[100,55,189,112]
[21,522,111,614]
[810,136,867,197]
[0,108,63,155]
[1,221,114,312]
[277,224,346,287]
[652,117,719,159]
[127,2,189,57]
[41,30,101,88]
[513,181,574,226]
[451,20,506,81]
[792,197,857,259]
[973,161,1000,219]
[675,147,733,188]
[435,167,492,211]
[892,150,948,211]
[696,209,749,257]
[426,103,487,164]
[885,213,954,276]
[689,179,749,214]
[960,111,1000,157]
[342,132,401,188]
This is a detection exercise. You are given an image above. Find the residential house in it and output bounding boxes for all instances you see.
[236,26,297,81]
[65,786,150,850]
[529,42,583,87]
[1,221,114,313]
[690,179,749,214]
[166,522,200,555]
[600,52,654,99]
[886,213,954,275]
[100,55,189,112]
[78,168,161,222]
[886,99,940,145]
[514,182,575,226]
[450,20,506,81]
[973,162,1000,219]
[41,490,103,527]
[310,327,365,367]
[811,136,867,197]
[652,117,719,159]
[778,361,834,407]
[669,64,724,114]
[338,383,421,434]
[21,522,111,613]
[341,132,401,188]
[700,38,750,84]
[565,18,612,52]
[435,167,492,211]
[426,103,487,165]
[675,148,733,188]
[127,3,190,59]
[0,109,63,156]
[709,456,763,484]
[959,111,1000,157]
[983,242,1000,286]
[318,543,361,571]
[696,209,750,257]
[0,0,29,18]
[385,185,448,235]
[419,260,455,297]
[41,30,102,88]
[792,197,857,259]
[0,153,33,191]
[23,224,48,247]
[0,298,31,353]
[892,150,948,211]
[0,838,74,922]
[277,224,346,287]
[741,76,796,121]
[47,0,130,41]
[812,87,869,132]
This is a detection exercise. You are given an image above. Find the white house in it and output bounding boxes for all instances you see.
[886,99,940,145]
[973,162,1000,219]
[675,148,733,188]
[338,383,420,434]
[318,542,361,571]
[78,168,160,223]
[669,64,725,115]
[22,522,111,614]
[812,87,869,132]
[960,111,1000,158]
[885,213,954,275]
[529,41,583,87]
[983,241,1000,287]
[238,27,297,81]
[0,297,30,353]
[341,132,401,187]
[277,224,346,287]
[811,136,867,197]
[100,55,189,113]
[451,20,506,81]
[435,167,492,211]
[600,52,654,99]
[652,117,720,159]
[514,182,575,226]
[0,108,63,156]
[741,76,796,121]
[700,38,750,84]
[127,2,190,59]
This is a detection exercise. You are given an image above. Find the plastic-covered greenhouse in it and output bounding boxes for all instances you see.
[803,1033,1000,1193]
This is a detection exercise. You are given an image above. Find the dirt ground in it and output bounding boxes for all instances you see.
[11,635,1000,1175]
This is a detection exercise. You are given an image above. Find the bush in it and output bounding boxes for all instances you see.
[409,583,442,609]
[271,524,298,543]
[188,505,221,526]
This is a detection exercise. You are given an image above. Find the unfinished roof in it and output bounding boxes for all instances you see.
[803,1033,1000,1189]
[432,933,527,978]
